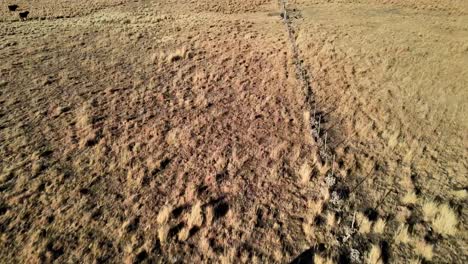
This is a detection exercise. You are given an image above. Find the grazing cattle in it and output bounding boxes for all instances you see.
[8,5,18,11]
[19,11,29,21]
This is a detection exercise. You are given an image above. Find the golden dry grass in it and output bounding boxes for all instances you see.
[157,205,172,224]
[326,212,336,227]
[432,204,458,236]
[1,0,467,262]
[314,254,335,264]
[401,191,418,205]
[299,162,313,184]
[372,218,386,234]
[295,1,467,261]
[450,189,467,199]
[421,200,458,236]
[366,244,383,264]
[422,200,439,221]
[414,240,433,261]
[394,224,411,244]
[187,202,203,228]
[158,224,170,244]
[409,258,422,264]
[356,212,371,234]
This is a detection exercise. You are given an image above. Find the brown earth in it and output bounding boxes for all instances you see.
[0,0,467,263]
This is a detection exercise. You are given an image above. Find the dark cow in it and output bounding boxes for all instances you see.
[8,5,18,11]
[19,11,29,21]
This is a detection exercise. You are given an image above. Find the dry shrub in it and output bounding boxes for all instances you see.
[409,258,422,264]
[422,200,439,221]
[299,162,312,184]
[356,212,371,234]
[302,221,313,238]
[166,128,179,146]
[366,244,383,264]
[401,191,418,205]
[188,202,203,228]
[326,212,335,227]
[178,227,190,241]
[373,218,386,234]
[158,224,170,244]
[450,189,467,199]
[414,239,433,261]
[205,205,214,226]
[432,204,458,236]
[422,200,458,236]
[394,224,410,244]
[157,205,172,224]
[220,248,236,264]
[76,105,93,130]
[314,254,334,264]
[307,199,323,217]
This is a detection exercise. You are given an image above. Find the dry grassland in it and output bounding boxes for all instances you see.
[1,0,467,263]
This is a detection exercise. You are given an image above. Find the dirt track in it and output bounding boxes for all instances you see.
[1,0,467,263]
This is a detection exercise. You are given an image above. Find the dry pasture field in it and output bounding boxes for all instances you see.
[0,0,467,263]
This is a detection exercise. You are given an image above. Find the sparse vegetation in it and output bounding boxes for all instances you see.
[158,224,170,244]
[314,254,335,264]
[188,202,203,228]
[402,191,418,205]
[432,204,458,236]
[409,258,422,264]
[157,205,172,224]
[422,200,439,221]
[394,224,411,244]
[357,212,371,234]
[414,239,433,261]
[373,218,386,234]
[450,189,467,199]
[326,212,336,227]
[1,0,466,262]
[299,162,312,184]
[366,244,383,264]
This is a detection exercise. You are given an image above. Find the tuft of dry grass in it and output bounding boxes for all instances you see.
[302,221,314,239]
[421,200,458,236]
[414,240,433,261]
[314,254,335,264]
[178,227,190,241]
[394,224,410,244]
[409,258,422,264]
[299,162,312,184]
[432,204,458,236]
[205,205,214,227]
[157,205,172,224]
[326,212,336,227]
[154,47,190,65]
[402,191,418,205]
[220,248,236,264]
[356,212,371,234]
[373,218,386,234]
[366,244,383,264]
[158,224,170,244]
[76,105,92,130]
[165,129,179,146]
[167,47,188,63]
[422,200,439,221]
[307,199,323,217]
[450,189,467,199]
[188,202,203,228]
